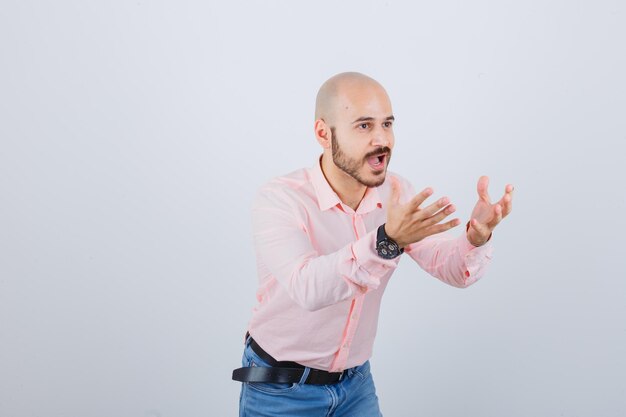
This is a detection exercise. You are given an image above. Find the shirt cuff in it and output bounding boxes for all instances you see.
[458,233,494,284]
[349,229,399,289]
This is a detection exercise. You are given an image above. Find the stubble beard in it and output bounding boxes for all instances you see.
[330,128,391,188]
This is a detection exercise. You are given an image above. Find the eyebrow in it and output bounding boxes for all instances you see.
[351,115,395,124]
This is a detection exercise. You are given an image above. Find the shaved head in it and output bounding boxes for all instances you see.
[314,72,389,124]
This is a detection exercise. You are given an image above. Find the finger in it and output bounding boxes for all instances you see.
[486,204,503,229]
[421,204,456,228]
[388,177,401,206]
[423,217,461,237]
[504,184,514,216]
[407,187,433,210]
[477,175,491,203]
[417,197,452,220]
[497,185,513,201]
[498,192,513,218]
[469,218,492,239]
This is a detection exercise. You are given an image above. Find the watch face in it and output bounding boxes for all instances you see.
[377,240,400,259]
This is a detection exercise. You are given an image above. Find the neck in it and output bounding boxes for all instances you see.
[320,153,367,211]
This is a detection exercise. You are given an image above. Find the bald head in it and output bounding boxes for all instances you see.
[314,72,389,124]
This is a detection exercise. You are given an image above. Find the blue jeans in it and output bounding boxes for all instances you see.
[238,339,383,417]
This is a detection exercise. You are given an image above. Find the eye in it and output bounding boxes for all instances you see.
[383,121,393,128]
[358,123,370,130]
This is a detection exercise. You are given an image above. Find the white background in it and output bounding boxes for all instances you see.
[1,1,625,416]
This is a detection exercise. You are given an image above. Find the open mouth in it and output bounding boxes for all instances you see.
[366,153,387,170]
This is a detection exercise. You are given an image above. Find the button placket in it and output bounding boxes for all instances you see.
[344,214,366,357]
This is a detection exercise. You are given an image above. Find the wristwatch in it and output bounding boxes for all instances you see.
[376,224,404,259]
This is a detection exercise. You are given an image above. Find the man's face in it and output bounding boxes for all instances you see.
[330,127,392,188]
[328,84,395,188]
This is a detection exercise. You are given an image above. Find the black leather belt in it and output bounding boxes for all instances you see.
[232,334,345,385]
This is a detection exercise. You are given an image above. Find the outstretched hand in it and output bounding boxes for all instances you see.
[385,178,461,249]
[467,176,514,247]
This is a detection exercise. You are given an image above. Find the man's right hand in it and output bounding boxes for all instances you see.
[384,177,461,249]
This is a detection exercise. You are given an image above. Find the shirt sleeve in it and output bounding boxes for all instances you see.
[405,232,493,288]
[252,185,399,312]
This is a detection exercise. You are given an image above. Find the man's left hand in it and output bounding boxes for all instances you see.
[467,176,514,247]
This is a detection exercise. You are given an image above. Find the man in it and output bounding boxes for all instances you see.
[232,72,514,416]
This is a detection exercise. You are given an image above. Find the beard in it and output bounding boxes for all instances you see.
[330,127,391,188]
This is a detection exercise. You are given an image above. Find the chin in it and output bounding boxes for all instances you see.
[363,172,386,187]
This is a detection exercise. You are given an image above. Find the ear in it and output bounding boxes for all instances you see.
[314,119,332,149]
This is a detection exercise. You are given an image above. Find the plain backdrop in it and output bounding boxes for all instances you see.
[1,1,625,416]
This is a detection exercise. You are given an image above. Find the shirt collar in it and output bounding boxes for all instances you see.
[309,157,383,214]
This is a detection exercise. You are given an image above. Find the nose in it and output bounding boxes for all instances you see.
[371,131,390,147]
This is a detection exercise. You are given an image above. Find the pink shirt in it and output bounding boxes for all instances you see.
[247,160,494,372]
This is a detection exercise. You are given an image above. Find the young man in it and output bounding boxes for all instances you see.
[232,72,514,416]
